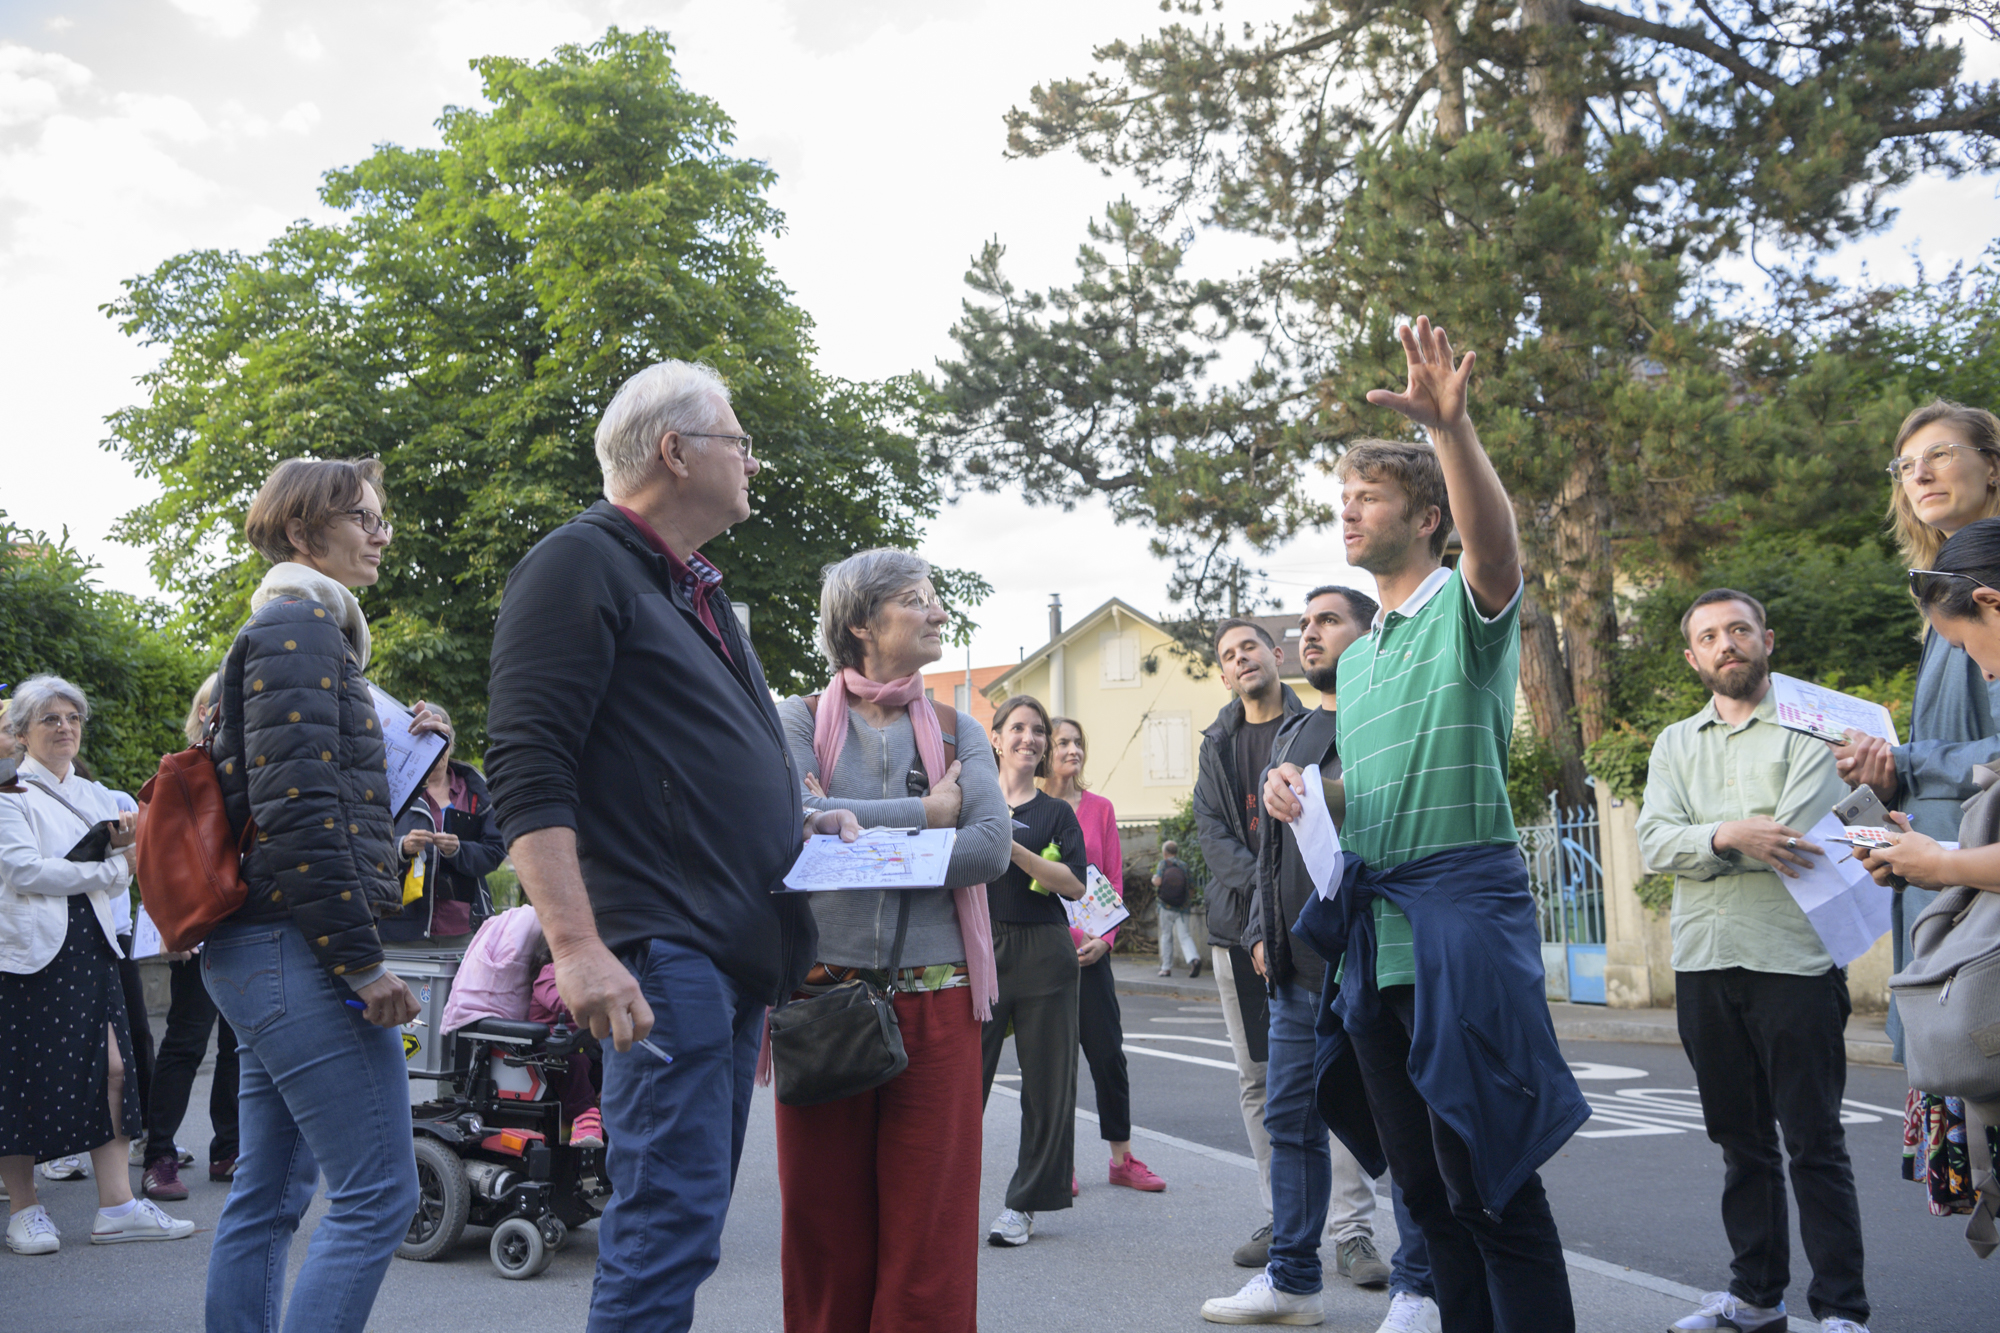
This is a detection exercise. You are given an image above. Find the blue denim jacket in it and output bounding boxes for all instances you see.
[1896,631,2000,840]
[1294,843,1590,1215]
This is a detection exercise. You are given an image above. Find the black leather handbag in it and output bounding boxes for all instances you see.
[768,892,911,1107]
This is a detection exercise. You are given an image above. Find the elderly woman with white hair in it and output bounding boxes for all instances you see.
[771,549,1012,1333]
[1,674,198,1254]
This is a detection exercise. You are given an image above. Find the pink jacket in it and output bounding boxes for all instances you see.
[439,905,545,1034]
[1068,790,1123,950]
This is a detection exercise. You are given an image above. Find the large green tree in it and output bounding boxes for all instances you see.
[926,1,2000,804]
[105,28,973,752]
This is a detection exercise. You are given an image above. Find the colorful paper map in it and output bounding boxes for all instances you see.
[1769,673,1899,746]
[1064,865,1132,938]
[781,828,958,892]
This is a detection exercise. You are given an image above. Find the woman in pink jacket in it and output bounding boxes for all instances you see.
[1045,718,1164,1192]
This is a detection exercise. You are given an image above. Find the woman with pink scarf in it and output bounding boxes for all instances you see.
[774,549,1011,1333]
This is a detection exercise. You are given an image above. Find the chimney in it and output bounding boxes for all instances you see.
[1048,594,1063,641]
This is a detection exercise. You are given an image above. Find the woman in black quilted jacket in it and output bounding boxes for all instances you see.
[201,457,430,1333]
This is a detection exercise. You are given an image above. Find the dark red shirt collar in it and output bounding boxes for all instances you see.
[612,504,732,662]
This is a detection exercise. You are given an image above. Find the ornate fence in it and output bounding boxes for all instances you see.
[1518,794,1607,1002]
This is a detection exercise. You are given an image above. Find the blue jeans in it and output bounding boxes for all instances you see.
[1390,1177,1434,1299]
[1266,980,1333,1295]
[590,937,764,1333]
[200,921,418,1333]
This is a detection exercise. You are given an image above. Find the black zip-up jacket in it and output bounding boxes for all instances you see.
[380,761,506,943]
[1192,685,1304,947]
[213,596,399,982]
[1246,707,1339,995]
[482,502,815,1005]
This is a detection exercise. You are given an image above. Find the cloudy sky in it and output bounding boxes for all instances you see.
[3,0,1997,671]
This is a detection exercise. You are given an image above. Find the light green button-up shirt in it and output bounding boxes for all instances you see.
[1635,692,1848,976]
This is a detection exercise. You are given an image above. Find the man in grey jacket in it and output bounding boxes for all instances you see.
[1194,619,1304,1266]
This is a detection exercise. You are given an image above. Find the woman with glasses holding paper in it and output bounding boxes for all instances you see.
[200,457,443,1333]
[1836,402,2000,1059]
[773,549,1010,1333]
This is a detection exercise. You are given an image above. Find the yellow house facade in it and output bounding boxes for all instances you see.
[979,597,1326,827]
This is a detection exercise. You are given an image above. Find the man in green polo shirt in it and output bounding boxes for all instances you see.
[1637,589,1871,1333]
[1234,317,1584,1333]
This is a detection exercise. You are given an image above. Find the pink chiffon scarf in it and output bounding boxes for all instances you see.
[810,667,999,1019]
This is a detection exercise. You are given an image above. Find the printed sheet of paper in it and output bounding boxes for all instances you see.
[1065,864,1132,938]
[1786,812,1894,967]
[131,904,163,960]
[367,684,448,817]
[1294,763,1345,900]
[781,827,958,892]
[1769,673,1900,746]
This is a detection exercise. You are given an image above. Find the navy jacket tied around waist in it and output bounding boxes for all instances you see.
[1293,843,1590,1215]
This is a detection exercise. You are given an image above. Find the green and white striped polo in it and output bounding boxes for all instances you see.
[1336,564,1522,985]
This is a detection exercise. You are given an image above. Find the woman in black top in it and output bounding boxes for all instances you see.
[979,695,1087,1249]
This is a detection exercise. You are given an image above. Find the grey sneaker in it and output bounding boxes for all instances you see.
[1336,1234,1391,1288]
[987,1207,1033,1247]
[1201,1270,1325,1326]
[1233,1221,1273,1267]
[1671,1291,1786,1331]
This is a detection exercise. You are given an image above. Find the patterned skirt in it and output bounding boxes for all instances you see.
[0,894,144,1160]
[1902,1087,2000,1216]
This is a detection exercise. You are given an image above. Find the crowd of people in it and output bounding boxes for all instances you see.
[2,319,1993,1333]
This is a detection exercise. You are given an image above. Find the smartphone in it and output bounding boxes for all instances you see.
[1832,786,1893,831]
[0,752,18,787]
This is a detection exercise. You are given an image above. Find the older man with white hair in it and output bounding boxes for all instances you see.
[484,360,858,1331]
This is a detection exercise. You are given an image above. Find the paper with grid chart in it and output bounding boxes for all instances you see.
[1769,673,1899,746]
[781,827,957,891]
[1064,865,1131,938]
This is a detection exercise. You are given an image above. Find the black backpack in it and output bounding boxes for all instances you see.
[1156,859,1191,909]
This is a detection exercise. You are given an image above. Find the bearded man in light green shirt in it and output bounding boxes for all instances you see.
[1636,588,1872,1333]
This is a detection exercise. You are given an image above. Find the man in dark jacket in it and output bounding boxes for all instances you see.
[484,360,856,1333]
[1192,620,1302,1266]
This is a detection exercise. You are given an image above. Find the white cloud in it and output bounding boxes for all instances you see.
[282,26,323,61]
[167,0,260,39]
[112,92,213,143]
[278,100,320,134]
[44,17,76,32]
[0,44,92,128]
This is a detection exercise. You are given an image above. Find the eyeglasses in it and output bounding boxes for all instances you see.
[344,508,394,537]
[682,433,755,457]
[891,588,946,615]
[1908,567,1996,602]
[1886,441,1995,481]
[34,712,83,730]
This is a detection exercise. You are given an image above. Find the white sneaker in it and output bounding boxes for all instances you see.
[6,1205,61,1255]
[1375,1291,1440,1333]
[1820,1321,1870,1333]
[987,1207,1033,1246]
[91,1199,196,1244]
[1201,1270,1325,1326]
[1671,1291,1786,1331]
[37,1155,86,1181]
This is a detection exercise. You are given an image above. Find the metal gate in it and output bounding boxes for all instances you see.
[1518,794,1606,1003]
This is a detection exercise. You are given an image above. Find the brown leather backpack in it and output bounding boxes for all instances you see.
[134,719,254,952]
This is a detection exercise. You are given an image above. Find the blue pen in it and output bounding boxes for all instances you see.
[635,1038,675,1066]
[344,998,366,1011]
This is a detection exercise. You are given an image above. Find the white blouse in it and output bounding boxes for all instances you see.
[0,754,130,974]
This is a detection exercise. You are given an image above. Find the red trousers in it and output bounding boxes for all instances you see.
[774,984,983,1333]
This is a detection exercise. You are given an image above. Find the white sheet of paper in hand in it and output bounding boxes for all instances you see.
[1783,812,1894,967]
[367,684,448,816]
[131,904,163,960]
[1293,763,1344,900]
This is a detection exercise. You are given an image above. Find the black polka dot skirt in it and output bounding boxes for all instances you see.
[0,894,144,1161]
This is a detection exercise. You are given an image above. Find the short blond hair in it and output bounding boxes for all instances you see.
[1336,438,1453,558]
[1888,400,2000,572]
[243,458,387,564]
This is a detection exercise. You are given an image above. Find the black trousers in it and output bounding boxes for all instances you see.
[143,956,240,1167]
[1076,952,1130,1144]
[980,921,1080,1212]
[1347,985,1574,1333]
[114,935,155,1137]
[1676,966,1868,1323]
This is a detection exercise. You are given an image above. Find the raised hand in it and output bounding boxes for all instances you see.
[1364,315,1475,434]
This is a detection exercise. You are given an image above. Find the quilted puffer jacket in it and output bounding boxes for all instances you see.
[212,569,399,985]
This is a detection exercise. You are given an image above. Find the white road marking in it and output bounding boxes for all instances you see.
[1147,1016,1226,1024]
[1126,1034,1236,1050]
[1565,1061,1648,1080]
[1122,1045,1241,1071]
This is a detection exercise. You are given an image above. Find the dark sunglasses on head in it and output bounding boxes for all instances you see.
[1908,567,1996,603]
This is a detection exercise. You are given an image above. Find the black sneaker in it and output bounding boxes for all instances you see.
[1189,957,1204,979]
[1233,1221,1273,1267]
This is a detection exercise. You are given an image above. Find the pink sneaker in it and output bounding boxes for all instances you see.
[570,1107,604,1148]
[1109,1154,1165,1192]
[1071,1173,1079,1197]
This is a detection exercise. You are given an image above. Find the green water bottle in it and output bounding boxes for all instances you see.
[1030,842,1061,894]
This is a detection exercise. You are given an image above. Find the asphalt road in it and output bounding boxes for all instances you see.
[8,999,1987,1331]
[1045,991,1992,1331]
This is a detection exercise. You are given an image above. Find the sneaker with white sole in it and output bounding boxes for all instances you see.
[37,1155,86,1182]
[1819,1321,1870,1333]
[6,1205,61,1255]
[1671,1291,1786,1331]
[1374,1291,1440,1333]
[91,1199,196,1244]
[987,1207,1033,1247]
[1201,1270,1325,1326]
